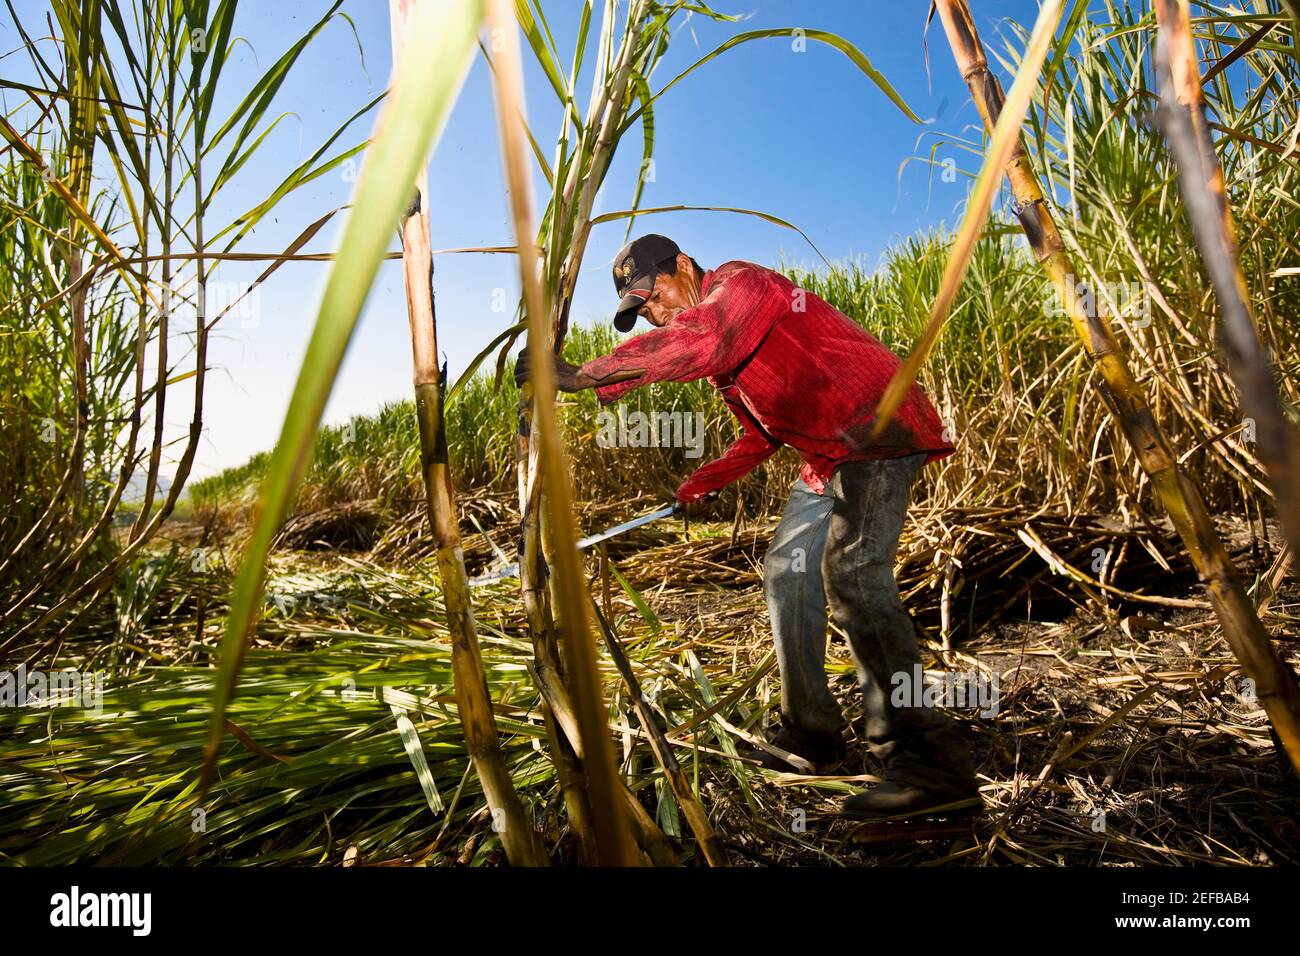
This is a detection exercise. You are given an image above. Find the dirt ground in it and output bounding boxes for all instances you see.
[576,508,1300,866]
[634,558,1300,866]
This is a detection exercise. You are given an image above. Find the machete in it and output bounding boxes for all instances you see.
[467,497,708,587]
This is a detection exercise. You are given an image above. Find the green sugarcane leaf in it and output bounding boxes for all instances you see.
[209,92,382,245]
[390,704,445,815]
[624,27,922,132]
[204,0,484,794]
[449,318,527,405]
[206,110,298,200]
[196,0,239,128]
[1037,0,1091,181]
[203,1,349,162]
[591,203,831,268]
[609,562,659,632]
[655,776,682,838]
[623,72,655,243]
[569,0,593,90]
[683,648,753,805]
[512,0,568,105]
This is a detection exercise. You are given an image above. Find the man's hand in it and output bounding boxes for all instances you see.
[675,491,719,519]
[514,348,589,393]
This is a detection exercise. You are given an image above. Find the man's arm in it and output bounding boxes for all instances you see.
[560,359,645,393]
[513,351,645,393]
[579,265,793,404]
[675,391,782,502]
[676,427,780,502]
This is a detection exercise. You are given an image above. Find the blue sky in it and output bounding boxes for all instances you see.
[5,0,1046,479]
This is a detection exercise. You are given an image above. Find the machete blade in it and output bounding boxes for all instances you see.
[467,502,679,587]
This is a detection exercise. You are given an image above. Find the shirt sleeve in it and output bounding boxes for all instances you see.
[675,393,782,501]
[582,265,790,406]
[675,428,780,502]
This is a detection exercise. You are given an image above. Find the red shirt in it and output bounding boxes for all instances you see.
[580,260,955,501]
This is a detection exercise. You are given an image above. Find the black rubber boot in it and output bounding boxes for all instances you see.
[842,722,980,819]
[742,722,847,774]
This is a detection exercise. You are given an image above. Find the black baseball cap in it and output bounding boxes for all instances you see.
[611,233,680,332]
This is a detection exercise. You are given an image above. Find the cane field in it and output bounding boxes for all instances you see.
[2,0,1300,868]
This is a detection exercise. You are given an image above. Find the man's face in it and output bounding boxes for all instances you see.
[637,253,701,327]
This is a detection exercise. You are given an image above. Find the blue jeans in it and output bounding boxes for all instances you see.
[763,454,953,764]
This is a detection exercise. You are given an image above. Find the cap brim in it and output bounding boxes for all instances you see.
[613,287,650,332]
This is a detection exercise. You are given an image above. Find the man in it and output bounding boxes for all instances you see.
[516,233,979,819]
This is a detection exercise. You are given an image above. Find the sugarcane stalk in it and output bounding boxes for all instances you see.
[1152,0,1300,561]
[1284,1,1300,37]
[132,6,177,543]
[590,597,729,866]
[517,374,598,860]
[389,0,546,868]
[535,693,598,865]
[932,0,1300,772]
[513,1,643,862]
[499,0,650,866]
[553,2,644,340]
[620,782,679,866]
[527,658,679,865]
[524,0,639,672]
[486,0,638,865]
[0,5,210,652]
[64,1,99,518]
